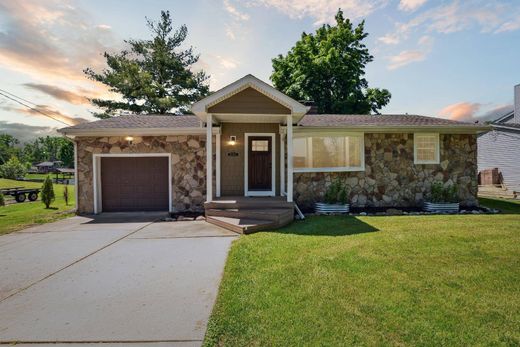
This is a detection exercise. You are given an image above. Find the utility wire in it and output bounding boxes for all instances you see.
[0,88,73,126]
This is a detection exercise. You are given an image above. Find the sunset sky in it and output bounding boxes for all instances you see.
[0,0,519,142]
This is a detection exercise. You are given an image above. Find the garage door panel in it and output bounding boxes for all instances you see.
[101,157,169,212]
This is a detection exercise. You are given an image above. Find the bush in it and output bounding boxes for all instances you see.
[430,181,458,203]
[0,192,4,207]
[0,156,27,179]
[63,185,69,206]
[41,176,55,208]
[324,178,349,204]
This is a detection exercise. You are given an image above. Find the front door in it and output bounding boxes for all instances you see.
[248,136,272,193]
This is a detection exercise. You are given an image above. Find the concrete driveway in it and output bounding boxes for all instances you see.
[0,213,238,346]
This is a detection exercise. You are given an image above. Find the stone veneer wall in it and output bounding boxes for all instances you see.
[76,135,209,214]
[294,133,478,210]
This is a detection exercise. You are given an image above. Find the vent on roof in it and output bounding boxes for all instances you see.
[300,100,318,114]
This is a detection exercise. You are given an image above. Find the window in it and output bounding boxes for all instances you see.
[414,133,440,164]
[252,140,269,152]
[293,134,364,172]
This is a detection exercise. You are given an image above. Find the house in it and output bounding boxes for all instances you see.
[35,161,63,173]
[58,75,489,232]
[477,84,520,198]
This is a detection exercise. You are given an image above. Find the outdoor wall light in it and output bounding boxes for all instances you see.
[125,136,134,145]
[229,135,237,146]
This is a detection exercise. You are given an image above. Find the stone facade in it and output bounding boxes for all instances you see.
[294,133,478,209]
[76,135,208,214]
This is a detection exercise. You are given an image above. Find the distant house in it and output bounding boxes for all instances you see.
[477,85,520,198]
[35,161,63,174]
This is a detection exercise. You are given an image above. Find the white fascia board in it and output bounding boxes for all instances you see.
[58,127,221,137]
[191,74,308,119]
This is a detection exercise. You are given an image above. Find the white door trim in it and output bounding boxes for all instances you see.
[92,153,172,214]
[244,133,276,197]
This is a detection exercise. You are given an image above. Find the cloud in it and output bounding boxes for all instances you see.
[1,104,88,126]
[216,56,239,70]
[96,24,111,30]
[387,35,433,70]
[225,25,237,40]
[479,104,513,121]
[23,83,94,105]
[380,1,520,47]
[248,0,387,25]
[0,0,116,82]
[0,121,58,143]
[398,0,427,12]
[223,0,250,21]
[439,102,481,121]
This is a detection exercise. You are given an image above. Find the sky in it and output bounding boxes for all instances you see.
[0,0,519,142]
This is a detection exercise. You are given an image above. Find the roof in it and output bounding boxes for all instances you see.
[297,114,489,130]
[56,168,75,173]
[492,110,514,124]
[60,115,200,130]
[36,161,61,167]
[58,115,209,136]
[492,122,520,132]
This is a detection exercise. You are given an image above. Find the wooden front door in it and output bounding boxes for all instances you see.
[248,136,272,191]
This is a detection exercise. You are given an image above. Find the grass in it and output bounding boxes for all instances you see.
[0,178,75,235]
[204,198,520,346]
[25,173,53,180]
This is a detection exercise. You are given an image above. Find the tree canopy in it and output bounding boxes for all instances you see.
[271,10,391,114]
[84,11,209,118]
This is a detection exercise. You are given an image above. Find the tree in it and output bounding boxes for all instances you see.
[57,139,74,167]
[271,9,391,114]
[0,156,27,179]
[0,134,20,165]
[41,176,55,209]
[84,10,209,118]
[21,136,74,167]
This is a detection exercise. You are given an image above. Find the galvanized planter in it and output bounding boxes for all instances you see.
[423,202,460,213]
[315,202,350,214]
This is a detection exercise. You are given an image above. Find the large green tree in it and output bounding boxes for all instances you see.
[85,11,209,118]
[0,134,20,165]
[271,10,391,114]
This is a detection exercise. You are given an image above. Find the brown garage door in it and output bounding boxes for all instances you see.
[101,157,169,212]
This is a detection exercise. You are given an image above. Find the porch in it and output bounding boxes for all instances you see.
[204,196,295,234]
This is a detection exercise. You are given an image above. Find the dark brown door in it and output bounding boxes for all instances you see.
[248,136,272,191]
[101,157,169,212]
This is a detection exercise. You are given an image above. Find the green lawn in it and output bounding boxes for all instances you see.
[0,178,75,235]
[204,198,520,346]
[25,173,52,180]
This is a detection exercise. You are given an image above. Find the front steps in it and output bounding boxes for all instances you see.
[478,185,518,199]
[205,197,294,234]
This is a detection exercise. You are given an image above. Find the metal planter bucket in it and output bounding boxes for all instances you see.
[315,202,350,214]
[424,202,460,213]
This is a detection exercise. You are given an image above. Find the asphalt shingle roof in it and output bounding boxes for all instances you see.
[60,115,201,131]
[297,114,483,127]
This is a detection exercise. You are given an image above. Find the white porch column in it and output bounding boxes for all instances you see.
[286,115,293,202]
[216,132,221,198]
[280,133,285,196]
[206,114,213,202]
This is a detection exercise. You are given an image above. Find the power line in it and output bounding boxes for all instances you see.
[0,89,73,126]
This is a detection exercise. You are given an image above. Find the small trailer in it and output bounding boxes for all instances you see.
[1,187,40,203]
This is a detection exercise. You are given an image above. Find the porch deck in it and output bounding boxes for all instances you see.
[204,196,295,234]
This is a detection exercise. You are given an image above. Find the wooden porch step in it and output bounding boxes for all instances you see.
[206,208,293,222]
[206,216,276,234]
[204,198,294,210]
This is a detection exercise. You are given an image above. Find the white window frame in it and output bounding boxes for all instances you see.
[414,133,440,164]
[292,132,365,173]
[244,133,276,197]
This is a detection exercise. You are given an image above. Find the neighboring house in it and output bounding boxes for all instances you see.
[477,84,520,198]
[59,75,489,232]
[35,161,63,173]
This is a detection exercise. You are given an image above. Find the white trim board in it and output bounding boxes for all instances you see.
[92,153,172,214]
[244,133,276,197]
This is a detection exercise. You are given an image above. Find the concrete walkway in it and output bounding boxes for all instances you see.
[0,213,238,346]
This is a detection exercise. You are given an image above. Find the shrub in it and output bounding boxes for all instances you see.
[63,185,69,206]
[430,181,458,203]
[324,178,349,204]
[0,156,27,179]
[0,192,4,207]
[41,176,55,208]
